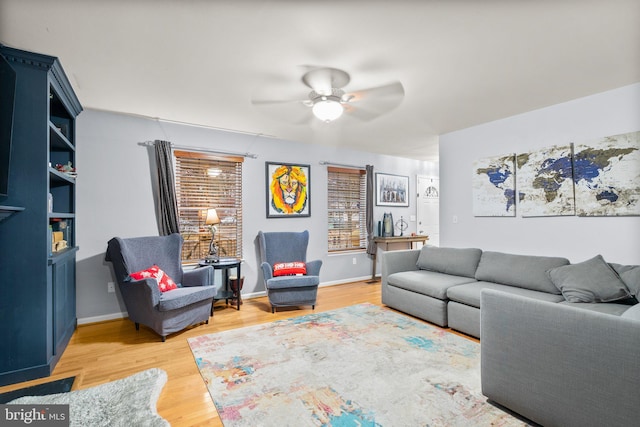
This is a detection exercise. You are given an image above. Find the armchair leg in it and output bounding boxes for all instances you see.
[312,305,315,310]
[205,319,209,324]
[135,322,139,331]
[271,306,275,314]
[161,336,166,342]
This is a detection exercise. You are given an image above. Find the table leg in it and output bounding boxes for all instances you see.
[236,264,241,310]
[371,252,377,281]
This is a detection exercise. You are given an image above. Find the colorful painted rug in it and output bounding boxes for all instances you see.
[188,304,528,426]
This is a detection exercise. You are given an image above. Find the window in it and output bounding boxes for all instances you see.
[327,166,367,252]
[174,150,243,263]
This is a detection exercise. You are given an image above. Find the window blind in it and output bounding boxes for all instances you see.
[174,150,243,263]
[327,166,367,252]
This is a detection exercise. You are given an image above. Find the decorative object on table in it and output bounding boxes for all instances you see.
[265,162,310,217]
[257,230,321,313]
[516,144,575,217]
[230,275,244,305]
[396,215,408,236]
[205,208,221,262]
[7,368,169,426]
[472,153,516,217]
[573,130,640,216]
[381,212,394,237]
[188,303,526,427]
[55,161,77,179]
[375,172,409,206]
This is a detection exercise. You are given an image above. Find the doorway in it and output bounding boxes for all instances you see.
[416,175,439,246]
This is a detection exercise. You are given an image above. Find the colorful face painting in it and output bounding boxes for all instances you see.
[266,163,310,217]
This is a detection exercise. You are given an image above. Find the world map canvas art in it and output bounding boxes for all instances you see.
[573,130,640,216]
[516,145,575,217]
[472,154,516,216]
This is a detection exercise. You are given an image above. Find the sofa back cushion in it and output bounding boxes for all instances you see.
[475,251,569,293]
[416,246,482,278]
[609,263,640,299]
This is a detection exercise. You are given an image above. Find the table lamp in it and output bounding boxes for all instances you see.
[205,208,221,262]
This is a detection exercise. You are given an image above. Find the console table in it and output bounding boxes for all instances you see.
[199,258,242,311]
[371,235,429,281]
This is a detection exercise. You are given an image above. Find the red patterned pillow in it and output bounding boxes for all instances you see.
[273,261,307,277]
[129,265,178,292]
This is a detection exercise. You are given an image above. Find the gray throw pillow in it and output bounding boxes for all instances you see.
[609,263,640,298]
[548,255,632,303]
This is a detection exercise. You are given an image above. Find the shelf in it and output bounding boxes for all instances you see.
[0,205,25,222]
[49,167,76,185]
[49,212,75,219]
[49,122,75,151]
[48,246,79,265]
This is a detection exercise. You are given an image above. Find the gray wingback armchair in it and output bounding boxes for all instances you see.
[258,230,322,313]
[105,234,219,341]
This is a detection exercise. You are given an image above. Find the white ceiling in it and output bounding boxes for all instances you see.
[1,0,639,162]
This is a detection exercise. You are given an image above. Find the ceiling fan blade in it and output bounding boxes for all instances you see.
[301,67,350,93]
[347,81,404,102]
[251,98,306,106]
[251,97,313,124]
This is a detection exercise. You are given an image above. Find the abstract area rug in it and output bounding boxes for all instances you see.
[8,368,169,427]
[188,303,528,426]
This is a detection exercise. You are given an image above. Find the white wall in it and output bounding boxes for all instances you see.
[440,83,640,264]
[76,109,437,322]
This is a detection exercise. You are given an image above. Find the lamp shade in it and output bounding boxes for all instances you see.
[205,208,220,225]
[312,99,344,122]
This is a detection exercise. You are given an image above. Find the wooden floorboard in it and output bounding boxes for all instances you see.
[1,281,476,426]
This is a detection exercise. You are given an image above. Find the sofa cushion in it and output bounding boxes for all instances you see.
[558,301,636,317]
[415,246,482,278]
[621,304,640,321]
[447,282,564,308]
[548,255,632,303]
[475,251,569,294]
[158,286,216,311]
[387,270,477,300]
[266,275,319,290]
[609,263,640,298]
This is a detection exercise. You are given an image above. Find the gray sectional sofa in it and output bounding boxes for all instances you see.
[381,245,640,426]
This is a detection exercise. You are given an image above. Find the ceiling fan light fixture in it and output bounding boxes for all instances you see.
[312,98,344,122]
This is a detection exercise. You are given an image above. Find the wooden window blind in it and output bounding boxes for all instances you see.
[174,150,243,263]
[327,166,367,252]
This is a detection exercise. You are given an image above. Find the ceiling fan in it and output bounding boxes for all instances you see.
[251,67,404,123]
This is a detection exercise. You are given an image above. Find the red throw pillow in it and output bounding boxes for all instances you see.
[129,265,178,292]
[273,261,307,277]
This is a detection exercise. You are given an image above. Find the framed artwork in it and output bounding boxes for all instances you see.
[376,173,409,207]
[472,154,516,217]
[265,162,311,218]
[516,144,575,217]
[574,130,640,216]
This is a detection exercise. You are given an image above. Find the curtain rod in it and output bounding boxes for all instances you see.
[319,161,366,169]
[139,141,258,159]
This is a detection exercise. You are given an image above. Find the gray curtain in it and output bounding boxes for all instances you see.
[366,164,377,256]
[154,140,180,235]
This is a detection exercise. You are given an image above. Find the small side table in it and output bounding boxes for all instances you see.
[198,258,242,311]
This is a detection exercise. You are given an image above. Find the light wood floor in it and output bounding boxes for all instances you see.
[1,281,475,426]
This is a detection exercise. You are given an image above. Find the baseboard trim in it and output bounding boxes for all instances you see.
[77,276,375,325]
[78,312,128,325]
